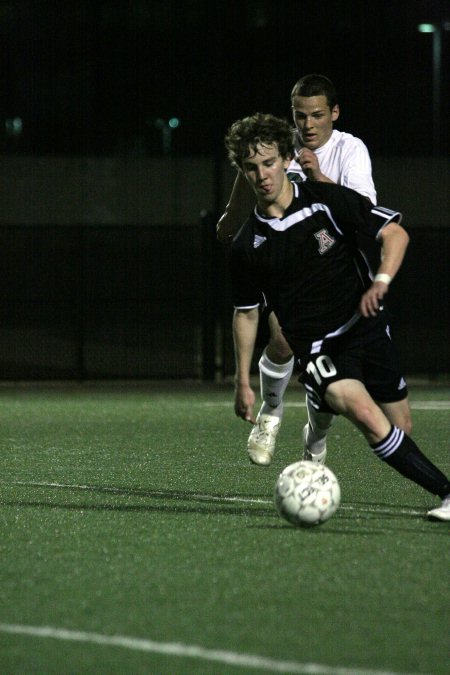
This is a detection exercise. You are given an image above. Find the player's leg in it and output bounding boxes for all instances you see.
[325,378,391,442]
[325,378,450,519]
[379,399,412,435]
[247,312,293,466]
[303,395,335,464]
[261,314,294,415]
[303,319,412,465]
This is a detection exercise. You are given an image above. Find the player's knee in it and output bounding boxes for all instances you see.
[267,334,293,362]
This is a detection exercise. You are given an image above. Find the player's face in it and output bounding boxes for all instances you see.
[292,95,339,150]
[241,143,291,205]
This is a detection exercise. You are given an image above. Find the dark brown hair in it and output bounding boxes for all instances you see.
[225,113,294,168]
[290,74,338,109]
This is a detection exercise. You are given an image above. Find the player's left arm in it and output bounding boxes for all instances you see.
[359,221,409,317]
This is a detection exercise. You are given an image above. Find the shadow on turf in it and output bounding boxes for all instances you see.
[2,499,278,518]
[4,484,446,532]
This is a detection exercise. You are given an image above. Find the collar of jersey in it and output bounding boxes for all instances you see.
[254,181,300,230]
[254,182,342,234]
[294,129,338,156]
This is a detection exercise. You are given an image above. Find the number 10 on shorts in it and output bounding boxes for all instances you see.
[306,355,337,385]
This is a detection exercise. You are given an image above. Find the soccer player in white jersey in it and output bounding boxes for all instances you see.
[224,112,450,521]
[217,75,389,467]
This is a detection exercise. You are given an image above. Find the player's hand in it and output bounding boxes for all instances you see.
[295,148,322,180]
[359,281,389,317]
[234,383,256,424]
[216,212,238,244]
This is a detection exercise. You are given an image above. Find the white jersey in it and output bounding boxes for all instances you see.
[287,129,377,204]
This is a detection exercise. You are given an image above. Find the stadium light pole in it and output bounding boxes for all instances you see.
[417,21,448,155]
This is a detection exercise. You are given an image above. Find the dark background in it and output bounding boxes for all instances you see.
[1,0,449,157]
[0,1,448,380]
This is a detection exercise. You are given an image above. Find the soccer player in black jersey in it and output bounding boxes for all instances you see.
[225,112,450,521]
[219,75,382,470]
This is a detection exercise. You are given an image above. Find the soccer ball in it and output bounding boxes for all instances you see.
[274,460,340,527]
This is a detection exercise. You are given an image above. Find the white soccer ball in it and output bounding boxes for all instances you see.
[274,460,341,527]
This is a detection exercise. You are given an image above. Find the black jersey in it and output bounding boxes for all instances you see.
[230,180,402,355]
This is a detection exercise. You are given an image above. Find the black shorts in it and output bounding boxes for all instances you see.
[297,315,408,414]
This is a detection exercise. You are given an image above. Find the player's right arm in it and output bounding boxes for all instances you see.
[216,171,256,243]
[295,147,328,182]
[232,307,259,423]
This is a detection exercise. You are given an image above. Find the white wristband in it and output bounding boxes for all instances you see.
[374,273,392,285]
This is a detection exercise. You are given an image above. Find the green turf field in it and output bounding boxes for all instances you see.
[0,381,448,675]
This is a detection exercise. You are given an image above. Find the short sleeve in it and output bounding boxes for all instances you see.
[230,245,263,309]
[315,184,402,241]
[338,139,377,204]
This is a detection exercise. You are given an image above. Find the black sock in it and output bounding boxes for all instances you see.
[371,426,450,497]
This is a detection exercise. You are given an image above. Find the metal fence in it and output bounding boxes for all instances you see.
[0,224,206,379]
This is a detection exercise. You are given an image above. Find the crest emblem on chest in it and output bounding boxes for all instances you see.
[314,228,336,254]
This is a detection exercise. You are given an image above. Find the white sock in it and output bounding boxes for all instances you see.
[257,350,294,419]
[306,395,334,451]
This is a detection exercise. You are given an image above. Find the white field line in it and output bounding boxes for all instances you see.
[203,401,450,410]
[408,401,450,410]
[0,623,421,675]
[3,480,426,516]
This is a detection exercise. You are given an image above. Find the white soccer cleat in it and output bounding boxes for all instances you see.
[302,423,327,464]
[247,413,281,466]
[427,494,450,521]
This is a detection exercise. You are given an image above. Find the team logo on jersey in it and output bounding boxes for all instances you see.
[314,228,336,254]
[253,234,267,249]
